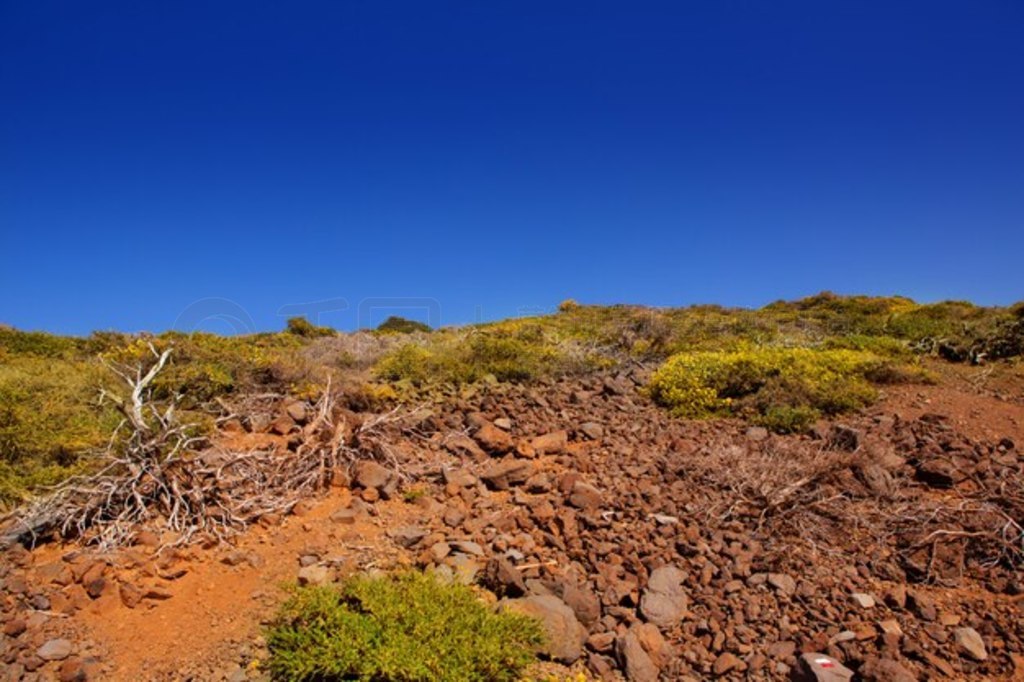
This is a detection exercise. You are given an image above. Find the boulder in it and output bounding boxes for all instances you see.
[850,592,876,608]
[481,459,535,490]
[859,657,917,682]
[602,376,631,396]
[915,460,957,488]
[482,557,526,597]
[856,463,896,497]
[445,433,487,460]
[297,565,330,586]
[530,431,568,455]
[37,639,73,662]
[285,401,308,424]
[449,540,484,556]
[567,481,603,510]
[561,581,601,628]
[767,640,796,659]
[390,526,429,548]
[954,627,987,661]
[3,617,27,637]
[768,573,796,596]
[639,566,688,628]
[441,467,478,488]
[119,582,143,609]
[713,652,744,676]
[616,624,662,682]
[330,508,359,524]
[501,594,586,664]
[474,422,514,454]
[828,424,861,451]
[58,657,92,682]
[269,414,296,435]
[353,460,392,491]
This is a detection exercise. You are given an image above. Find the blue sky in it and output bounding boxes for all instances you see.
[2,1,1022,334]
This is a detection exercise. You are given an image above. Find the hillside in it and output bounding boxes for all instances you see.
[0,293,1022,680]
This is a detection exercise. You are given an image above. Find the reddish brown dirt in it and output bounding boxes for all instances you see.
[80,490,407,680]
[2,367,1023,681]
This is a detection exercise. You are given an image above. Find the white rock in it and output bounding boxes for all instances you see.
[851,592,876,608]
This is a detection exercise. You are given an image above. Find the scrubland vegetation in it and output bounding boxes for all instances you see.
[1,295,1021,506]
[267,571,543,681]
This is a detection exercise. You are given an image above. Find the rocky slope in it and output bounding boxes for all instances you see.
[1,369,1022,681]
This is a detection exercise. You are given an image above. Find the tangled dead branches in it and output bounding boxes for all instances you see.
[682,442,859,532]
[0,345,414,550]
[676,419,1023,582]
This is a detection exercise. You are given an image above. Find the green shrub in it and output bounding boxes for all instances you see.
[763,292,917,336]
[754,405,821,434]
[464,328,557,382]
[139,332,310,404]
[374,344,436,385]
[0,460,92,510]
[861,359,936,385]
[376,316,432,334]
[886,302,978,340]
[286,316,336,338]
[373,323,567,387]
[647,347,886,427]
[822,334,911,357]
[0,328,82,359]
[0,357,120,507]
[267,571,543,682]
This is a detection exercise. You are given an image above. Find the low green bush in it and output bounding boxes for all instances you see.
[374,343,436,385]
[0,356,120,508]
[373,323,567,387]
[822,334,911,357]
[286,316,336,338]
[754,405,821,434]
[266,571,543,682]
[0,328,85,359]
[376,316,432,334]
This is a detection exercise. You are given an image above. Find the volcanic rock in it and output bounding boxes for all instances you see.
[639,566,688,628]
[474,422,514,454]
[954,626,988,661]
[501,594,586,664]
[37,639,73,662]
[481,459,535,490]
[616,624,662,682]
[531,431,568,455]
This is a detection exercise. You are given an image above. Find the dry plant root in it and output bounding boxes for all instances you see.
[0,344,410,550]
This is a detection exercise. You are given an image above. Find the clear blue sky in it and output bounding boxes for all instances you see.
[2,1,1022,334]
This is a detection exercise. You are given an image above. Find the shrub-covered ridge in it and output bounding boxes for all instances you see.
[1,294,1021,504]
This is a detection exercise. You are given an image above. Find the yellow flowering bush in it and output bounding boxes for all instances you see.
[647,347,887,428]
